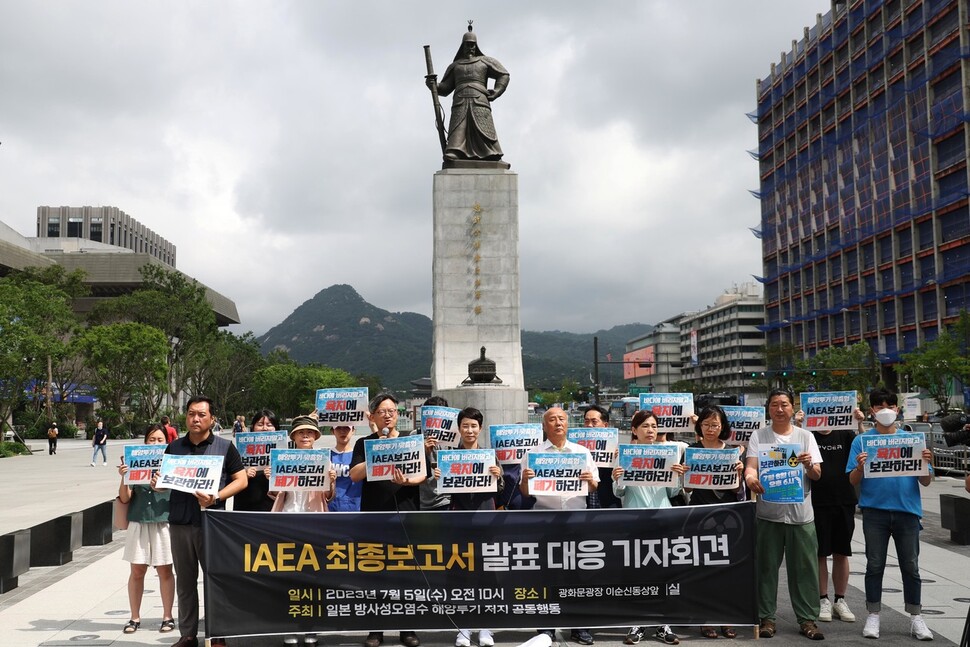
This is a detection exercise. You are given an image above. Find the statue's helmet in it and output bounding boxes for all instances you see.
[455,22,483,58]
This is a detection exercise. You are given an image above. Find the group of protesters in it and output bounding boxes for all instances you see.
[109,384,955,647]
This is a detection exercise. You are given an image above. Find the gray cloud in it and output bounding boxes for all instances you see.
[0,0,830,338]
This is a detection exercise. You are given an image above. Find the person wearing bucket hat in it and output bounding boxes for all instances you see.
[269,415,334,647]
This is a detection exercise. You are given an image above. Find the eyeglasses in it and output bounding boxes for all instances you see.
[375,409,397,417]
[701,423,722,430]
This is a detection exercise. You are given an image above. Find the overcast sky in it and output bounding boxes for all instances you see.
[0,1,832,337]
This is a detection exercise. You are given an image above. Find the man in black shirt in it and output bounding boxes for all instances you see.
[159,396,247,647]
[350,393,424,647]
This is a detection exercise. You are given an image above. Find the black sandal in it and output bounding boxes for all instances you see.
[123,620,140,634]
[160,618,175,633]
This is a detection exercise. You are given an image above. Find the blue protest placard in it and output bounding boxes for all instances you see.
[639,393,695,433]
[364,434,426,482]
[860,432,929,478]
[616,444,679,487]
[315,387,370,428]
[567,427,619,468]
[270,449,330,491]
[436,449,497,493]
[799,391,857,432]
[421,406,461,448]
[757,443,804,504]
[527,452,588,496]
[158,454,224,496]
[488,424,542,465]
[235,431,289,468]
[123,445,166,485]
[722,406,766,448]
[684,447,741,491]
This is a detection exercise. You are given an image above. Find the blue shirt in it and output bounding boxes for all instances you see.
[329,449,362,512]
[846,430,927,517]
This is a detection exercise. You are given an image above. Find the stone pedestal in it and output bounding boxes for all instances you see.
[438,386,530,438]
[432,168,527,423]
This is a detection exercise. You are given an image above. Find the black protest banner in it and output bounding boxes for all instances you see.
[202,503,756,638]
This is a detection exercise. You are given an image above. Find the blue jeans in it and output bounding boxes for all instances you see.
[91,444,107,463]
[862,507,922,614]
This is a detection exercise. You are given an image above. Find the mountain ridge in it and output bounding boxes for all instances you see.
[257,284,652,392]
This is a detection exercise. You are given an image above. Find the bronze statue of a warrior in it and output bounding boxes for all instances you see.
[425,23,510,165]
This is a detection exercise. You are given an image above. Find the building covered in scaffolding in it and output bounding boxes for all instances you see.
[753,0,969,382]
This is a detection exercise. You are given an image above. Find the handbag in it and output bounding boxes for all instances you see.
[113,496,129,530]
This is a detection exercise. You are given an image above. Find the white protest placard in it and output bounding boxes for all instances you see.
[723,406,766,448]
[123,445,166,485]
[860,432,929,478]
[235,431,289,469]
[158,454,224,496]
[364,434,426,482]
[527,452,588,496]
[269,449,330,491]
[436,448,497,493]
[315,387,370,428]
[567,427,619,469]
[617,444,679,487]
[684,447,741,490]
[799,391,858,432]
[421,406,461,449]
[488,424,542,465]
[639,393,695,433]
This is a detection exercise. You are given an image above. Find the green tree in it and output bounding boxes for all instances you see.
[250,363,356,418]
[790,343,880,398]
[89,264,217,408]
[186,330,266,421]
[77,322,170,428]
[897,330,970,413]
[0,276,79,431]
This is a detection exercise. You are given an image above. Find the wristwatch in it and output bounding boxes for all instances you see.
[212,494,220,506]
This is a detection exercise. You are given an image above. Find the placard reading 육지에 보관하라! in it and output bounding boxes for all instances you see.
[860,432,930,478]
[567,427,619,469]
[757,443,804,504]
[420,406,461,449]
[617,444,680,487]
[315,387,369,428]
[436,448,497,493]
[527,452,588,496]
[158,454,224,496]
[123,445,166,485]
[799,391,858,432]
[270,449,330,491]
[363,434,426,482]
[235,431,289,469]
[684,447,741,491]
[722,406,766,448]
[639,393,695,432]
[488,424,542,465]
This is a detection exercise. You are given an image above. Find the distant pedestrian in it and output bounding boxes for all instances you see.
[161,416,178,443]
[91,421,108,466]
[47,422,58,455]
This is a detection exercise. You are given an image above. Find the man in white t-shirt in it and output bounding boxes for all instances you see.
[744,389,824,641]
[521,407,599,644]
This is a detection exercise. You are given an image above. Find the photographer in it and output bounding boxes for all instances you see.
[939,413,970,493]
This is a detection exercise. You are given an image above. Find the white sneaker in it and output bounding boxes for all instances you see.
[818,597,833,622]
[90,462,95,466]
[863,613,880,639]
[833,598,856,622]
[479,630,494,647]
[455,631,471,647]
[911,615,933,641]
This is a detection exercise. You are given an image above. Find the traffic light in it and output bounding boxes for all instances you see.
[811,370,817,377]
[750,372,758,378]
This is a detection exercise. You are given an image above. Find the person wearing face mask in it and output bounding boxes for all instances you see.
[847,388,934,641]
